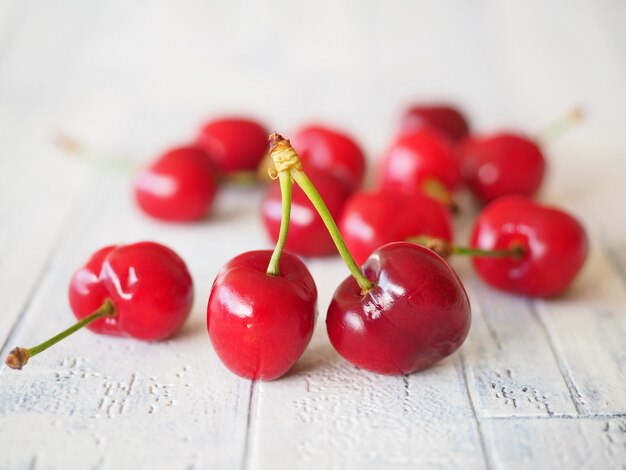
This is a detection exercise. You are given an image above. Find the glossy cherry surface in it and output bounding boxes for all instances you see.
[460,133,546,203]
[470,196,588,297]
[262,169,352,257]
[134,146,218,222]
[378,128,462,196]
[196,117,268,173]
[290,125,366,190]
[207,250,317,380]
[339,189,453,266]
[69,242,194,340]
[400,104,470,142]
[327,242,471,375]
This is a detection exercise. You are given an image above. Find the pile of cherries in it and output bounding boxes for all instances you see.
[7,105,588,384]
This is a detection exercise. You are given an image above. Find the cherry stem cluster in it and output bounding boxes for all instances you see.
[4,299,117,370]
[268,133,374,293]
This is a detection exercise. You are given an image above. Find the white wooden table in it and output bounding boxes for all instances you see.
[1,1,625,468]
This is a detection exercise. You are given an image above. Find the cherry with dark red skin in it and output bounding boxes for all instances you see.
[327,242,471,375]
[290,125,366,190]
[378,128,462,197]
[207,250,317,380]
[134,145,218,222]
[460,133,546,203]
[262,169,352,257]
[69,241,194,340]
[196,117,269,174]
[400,104,470,142]
[470,196,588,297]
[339,189,453,266]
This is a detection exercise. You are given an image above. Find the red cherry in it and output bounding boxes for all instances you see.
[262,169,352,257]
[339,189,453,265]
[327,242,471,375]
[134,146,218,222]
[378,128,462,197]
[196,117,269,174]
[207,250,317,380]
[6,242,194,370]
[460,133,546,203]
[400,104,470,142]
[69,241,194,340]
[290,125,366,190]
[470,196,588,297]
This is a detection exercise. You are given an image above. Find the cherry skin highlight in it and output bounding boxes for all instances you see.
[134,146,218,222]
[196,117,269,173]
[400,104,470,142]
[470,196,588,297]
[207,251,317,381]
[378,128,462,197]
[69,242,194,340]
[290,125,366,190]
[339,189,453,266]
[262,169,353,257]
[459,133,546,203]
[327,242,471,375]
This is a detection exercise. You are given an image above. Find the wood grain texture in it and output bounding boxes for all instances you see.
[1,1,626,468]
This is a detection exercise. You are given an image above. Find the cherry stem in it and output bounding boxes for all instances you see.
[266,170,293,276]
[4,299,117,370]
[421,177,457,211]
[410,235,524,260]
[452,245,523,258]
[54,133,137,173]
[538,107,584,145]
[268,133,374,294]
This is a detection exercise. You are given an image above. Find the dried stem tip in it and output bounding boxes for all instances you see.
[268,132,302,176]
[5,347,30,370]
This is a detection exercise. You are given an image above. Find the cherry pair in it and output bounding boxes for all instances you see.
[135,117,269,222]
[207,134,471,380]
[380,104,582,206]
[6,242,193,370]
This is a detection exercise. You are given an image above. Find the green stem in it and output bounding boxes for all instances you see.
[292,169,375,293]
[54,133,137,173]
[452,245,523,258]
[538,107,584,145]
[5,300,117,370]
[409,235,523,259]
[266,171,293,276]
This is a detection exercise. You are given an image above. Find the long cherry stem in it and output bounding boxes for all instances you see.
[266,171,292,276]
[538,107,584,145]
[55,133,137,173]
[410,235,523,260]
[292,170,374,292]
[4,300,117,370]
[452,245,523,258]
[269,133,375,294]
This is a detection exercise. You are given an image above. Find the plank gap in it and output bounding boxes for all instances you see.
[460,351,493,470]
[241,380,256,470]
[528,300,587,417]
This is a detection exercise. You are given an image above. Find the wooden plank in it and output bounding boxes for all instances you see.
[0,175,262,469]
[532,237,626,415]
[460,273,577,418]
[483,417,626,470]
